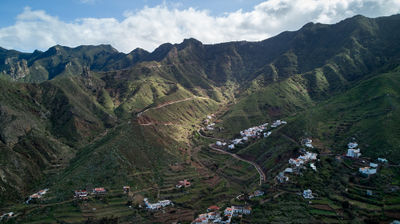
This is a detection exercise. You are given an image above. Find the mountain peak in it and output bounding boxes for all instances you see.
[178,38,203,50]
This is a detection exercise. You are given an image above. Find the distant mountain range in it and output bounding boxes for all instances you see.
[1,14,400,223]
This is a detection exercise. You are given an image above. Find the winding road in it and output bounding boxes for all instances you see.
[135,96,267,185]
[208,143,266,186]
[137,96,209,118]
[196,130,267,186]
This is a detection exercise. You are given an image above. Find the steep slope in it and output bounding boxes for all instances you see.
[283,66,400,161]
[1,14,400,222]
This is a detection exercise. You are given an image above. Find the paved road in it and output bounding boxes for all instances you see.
[196,126,267,185]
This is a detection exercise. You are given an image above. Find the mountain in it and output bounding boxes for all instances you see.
[0,14,400,223]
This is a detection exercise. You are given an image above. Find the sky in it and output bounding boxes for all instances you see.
[0,0,399,53]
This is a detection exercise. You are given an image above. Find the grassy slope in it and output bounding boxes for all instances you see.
[284,67,400,161]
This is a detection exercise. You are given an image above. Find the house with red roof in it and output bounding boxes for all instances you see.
[92,187,107,194]
[207,205,220,212]
[176,179,191,188]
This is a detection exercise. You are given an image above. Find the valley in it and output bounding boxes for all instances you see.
[1,14,400,223]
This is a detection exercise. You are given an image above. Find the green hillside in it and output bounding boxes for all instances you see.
[1,14,400,223]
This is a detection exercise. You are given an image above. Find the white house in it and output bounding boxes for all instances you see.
[347,148,361,158]
[304,138,313,148]
[299,152,317,161]
[359,167,377,176]
[232,139,242,145]
[144,198,172,210]
[370,162,378,168]
[276,172,289,183]
[378,158,388,163]
[348,142,358,149]
[216,141,222,146]
[289,158,304,167]
[228,144,235,150]
[264,131,272,138]
[310,163,317,171]
[303,189,314,199]
[284,168,293,173]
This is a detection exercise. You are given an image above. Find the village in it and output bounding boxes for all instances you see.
[3,113,396,223]
[212,119,287,151]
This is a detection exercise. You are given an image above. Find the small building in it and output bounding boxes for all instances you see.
[276,172,289,183]
[231,206,251,215]
[242,136,248,141]
[348,142,358,149]
[370,162,378,168]
[92,187,107,194]
[271,120,286,128]
[228,144,235,150]
[0,212,14,221]
[284,168,293,173]
[38,188,49,196]
[299,152,317,161]
[310,163,317,171]
[207,205,220,212]
[264,131,272,138]
[359,167,377,176]
[216,141,222,146]
[347,148,361,158]
[232,139,242,145]
[249,190,264,198]
[378,158,388,163]
[303,189,314,199]
[224,207,233,216]
[304,138,313,148]
[144,198,172,210]
[289,158,304,167]
[176,179,191,188]
[74,190,88,199]
[123,186,130,193]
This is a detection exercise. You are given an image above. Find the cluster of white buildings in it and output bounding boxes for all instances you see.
[192,204,251,224]
[192,210,222,224]
[220,120,286,150]
[346,142,361,158]
[289,151,318,167]
[240,123,269,137]
[144,198,172,210]
[276,150,318,183]
[224,206,252,217]
[204,114,216,130]
[26,188,49,204]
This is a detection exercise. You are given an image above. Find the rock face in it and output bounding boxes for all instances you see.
[3,57,30,79]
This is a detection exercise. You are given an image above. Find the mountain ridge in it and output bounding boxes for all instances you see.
[1,13,400,223]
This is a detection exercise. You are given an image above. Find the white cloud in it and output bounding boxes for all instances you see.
[0,0,399,53]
